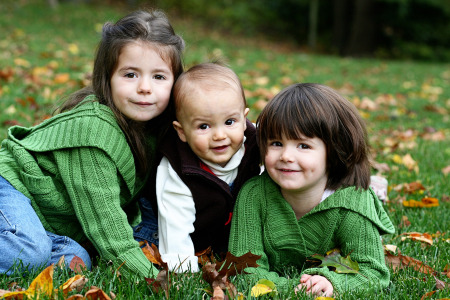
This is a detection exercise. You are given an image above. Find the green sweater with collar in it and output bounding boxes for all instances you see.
[229,172,395,294]
[0,95,158,278]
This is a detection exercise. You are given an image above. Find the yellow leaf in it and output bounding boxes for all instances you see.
[251,283,272,297]
[68,43,79,55]
[14,58,31,68]
[315,297,335,300]
[3,265,54,299]
[403,197,439,208]
[58,275,87,296]
[384,244,398,254]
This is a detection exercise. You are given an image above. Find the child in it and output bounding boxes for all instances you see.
[0,10,184,278]
[229,83,395,296]
[150,63,260,272]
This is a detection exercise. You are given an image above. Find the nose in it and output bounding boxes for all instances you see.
[138,77,152,94]
[212,126,227,141]
[279,147,294,162]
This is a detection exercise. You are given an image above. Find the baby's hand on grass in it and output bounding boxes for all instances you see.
[295,274,333,297]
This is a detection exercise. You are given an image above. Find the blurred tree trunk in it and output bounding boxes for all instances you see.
[332,0,351,55]
[346,0,375,56]
[308,0,319,49]
[332,0,376,56]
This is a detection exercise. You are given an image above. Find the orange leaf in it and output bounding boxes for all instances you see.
[69,255,87,273]
[59,275,88,296]
[403,197,439,208]
[54,73,70,84]
[401,232,433,245]
[85,286,111,300]
[3,265,54,299]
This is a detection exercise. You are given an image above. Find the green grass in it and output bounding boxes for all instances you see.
[0,1,449,299]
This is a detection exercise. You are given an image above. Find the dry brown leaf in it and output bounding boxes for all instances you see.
[399,215,411,228]
[85,286,111,300]
[420,290,436,300]
[442,166,450,176]
[385,250,436,275]
[401,232,433,245]
[435,276,450,290]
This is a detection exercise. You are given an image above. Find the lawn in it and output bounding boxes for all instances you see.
[0,1,449,299]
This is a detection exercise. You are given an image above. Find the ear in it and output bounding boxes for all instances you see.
[243,107,250,130]
[173,121,187,142]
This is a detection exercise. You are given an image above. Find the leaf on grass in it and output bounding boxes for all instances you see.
[384,250,436,275]
[215,251,261,277]
[403,197,439,208]
[442,165,450,176]
[2,265,54,299]
[399,215,411,228]
[141,241,169,298]
[310,249,360,274]
[69,256,87,273]
[384,244,398,254]
[435,276,450,290]
[251,279,277,297]
[59,274,88,295]
[196,246,214,265]
[84,286,112,300]
[140,241,168,269]
[420,290,436,300]
[315,297,336,300]
[201,251,259,300]
[394,181,426,194]
[401,232,433,245]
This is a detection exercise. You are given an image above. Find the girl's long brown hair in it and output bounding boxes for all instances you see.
[56,10,185,176]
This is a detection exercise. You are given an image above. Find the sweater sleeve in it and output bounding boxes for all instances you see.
[156,157,199,272]
[302,209,390,294]
[229,178,299,292]
[57,147,158,278]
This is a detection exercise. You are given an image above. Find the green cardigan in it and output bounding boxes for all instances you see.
[229,172,395,294]
[0,96,158,278]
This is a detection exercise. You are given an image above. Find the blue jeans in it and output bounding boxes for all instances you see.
[133,197,159,247]
[0,176,91,274]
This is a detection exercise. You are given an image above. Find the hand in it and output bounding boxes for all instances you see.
[295,274,334,297]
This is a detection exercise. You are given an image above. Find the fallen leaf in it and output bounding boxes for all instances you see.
[84,286,111,300]
[59,274,88,295]
[2,265,54,299]
[310,249,360,274]
[401,232,433,245]
[442,166,450,176]
[385,250,436,275]
[420,290,436,300]
[70,256,87,273]
[435,276,450,290]
[399,215,411,228]
[403,197,439,208]
[384,244,398,254]
[251,279,277,297]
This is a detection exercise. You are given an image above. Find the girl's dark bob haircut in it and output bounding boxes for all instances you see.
[257,83,371,190]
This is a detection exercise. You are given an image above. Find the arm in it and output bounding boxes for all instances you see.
[58,147,158,278]
[302,210,390,293]
[156,157,199,272]
[229,179,299,292]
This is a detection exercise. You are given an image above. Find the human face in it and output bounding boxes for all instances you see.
[110,41,174,122]
[264,135,328,195]
[173,87,249,167]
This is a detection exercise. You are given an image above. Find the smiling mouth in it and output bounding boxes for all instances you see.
[213,145,229,151]
[279,169,299,172]
[132,101,153,106]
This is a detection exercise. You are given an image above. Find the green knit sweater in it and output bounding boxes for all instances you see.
[229,172,395,294]
[0,95,158,278]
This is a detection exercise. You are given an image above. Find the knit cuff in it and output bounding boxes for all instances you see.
[116,247,159,279]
